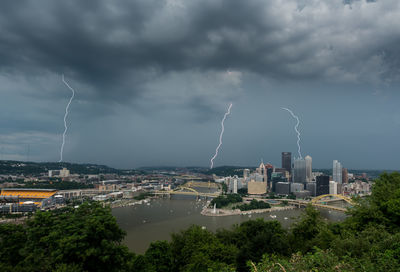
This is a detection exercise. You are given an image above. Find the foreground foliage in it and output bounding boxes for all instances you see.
[1,172,400,271]
[0,203,134,272]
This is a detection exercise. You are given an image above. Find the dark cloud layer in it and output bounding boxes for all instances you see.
[1,0,399,100]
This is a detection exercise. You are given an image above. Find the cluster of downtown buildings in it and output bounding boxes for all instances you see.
[216,152,371,198]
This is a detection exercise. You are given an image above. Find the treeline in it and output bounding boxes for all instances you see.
[210,194,242,208]
[1,172,400,271]
[0,160,134,175]
[234,199,271,211]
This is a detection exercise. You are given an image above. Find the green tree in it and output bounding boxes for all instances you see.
[346,172,400,232]
[290,205,334,253]
[0,202,134,272]
[170,225,237,272]
[216,219,289,272]
[144,241,173,272]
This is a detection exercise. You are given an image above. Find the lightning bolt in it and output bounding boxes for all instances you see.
[210,103,233,169]
[59,74,75,162]
[282,107,302,159]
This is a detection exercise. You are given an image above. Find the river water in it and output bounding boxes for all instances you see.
[112,196,347,254]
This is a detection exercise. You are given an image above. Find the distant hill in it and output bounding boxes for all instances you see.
[0,160,140,176]
[201,166,256,177]
[1,160,395,178]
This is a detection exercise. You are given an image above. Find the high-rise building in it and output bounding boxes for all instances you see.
[305,155,312,182]
[274,168,290,180]
[271,172,287,192]
[329,181,338,195]
[342,168,348,184]
[248,180,267,195]
[233,178,238,194]
[275,182,290,195]
[265,163,274,182]
[306,182,316,196]
[291,183,304,192]
[243,169,250,179]
[293,158,306,183]
[316,175,330,196]
[256,163,268,182]
[282,152,292,173]
[333,160,343,184]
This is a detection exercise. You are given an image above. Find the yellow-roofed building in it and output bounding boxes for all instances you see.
[0,188,59,207]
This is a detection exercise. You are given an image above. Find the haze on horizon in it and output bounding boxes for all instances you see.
[1,0,400,170]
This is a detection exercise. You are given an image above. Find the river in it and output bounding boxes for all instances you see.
[112,196,347,254]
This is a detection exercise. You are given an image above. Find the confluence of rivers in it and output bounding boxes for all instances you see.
[112,195,347,254]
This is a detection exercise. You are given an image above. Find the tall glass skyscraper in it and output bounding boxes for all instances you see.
[305,155,312,182]
[282,152,292,173]
[293,157,306,183]
[333,160,343,184]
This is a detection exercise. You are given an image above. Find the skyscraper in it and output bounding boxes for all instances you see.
[282,152,291,173]
[333,160,343,184]
[293,157,306,183]
[243,169,250,179]
[256,162,267,182]
[342,168,348,184]
[316,175,330,196]
[305,155,312,182]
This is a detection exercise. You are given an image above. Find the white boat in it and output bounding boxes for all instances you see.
[284,217,288,220]
[270,215,277,219]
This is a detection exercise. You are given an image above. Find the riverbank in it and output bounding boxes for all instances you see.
[201,204,297,217]
[110,198,152,208]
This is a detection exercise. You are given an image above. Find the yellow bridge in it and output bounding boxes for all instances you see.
[154,183,220,198]
[284,194,354,212]
[183,181,220,189]
[311,194,354,205]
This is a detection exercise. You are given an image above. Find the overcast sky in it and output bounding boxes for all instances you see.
[1,0,400,169]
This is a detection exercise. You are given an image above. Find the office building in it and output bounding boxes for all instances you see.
[282,152,292,173]
[329,181,338,195]
[293,158,307,183]
[294,190,311,199]
[256,163,268,182]
[290,183,304,193]
[248,180,267,195]
[275,182,290,195]
[306,182,316,196]
[305,155,312,182]
[333,160,343,184]
[233,178,238,194]
[265,163,274,183]
[342,168,348,184]
[48,168,70,178]
[316,175,330,196]
[274,168,290,180]
[271,172,287,192]
[243,169,250,179]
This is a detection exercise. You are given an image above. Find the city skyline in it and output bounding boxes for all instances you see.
[1,1,400,169]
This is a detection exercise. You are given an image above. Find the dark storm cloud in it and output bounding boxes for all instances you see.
[1,0,400,103]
